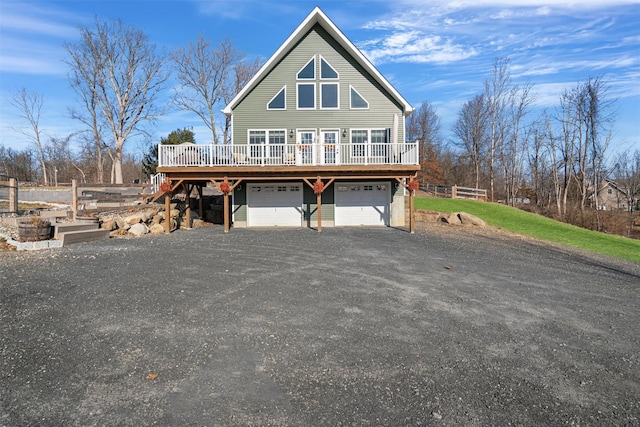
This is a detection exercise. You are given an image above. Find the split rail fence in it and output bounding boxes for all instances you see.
[421,183,487,201]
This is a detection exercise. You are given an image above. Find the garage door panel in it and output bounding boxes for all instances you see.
[335,182,390,226]
[248,184,302,227]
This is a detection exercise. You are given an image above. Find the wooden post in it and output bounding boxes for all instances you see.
[72,179,77,221]
[9,178,17,214]
[165,192,171,234]
[223,178,230,233]
[183,183,191,229]
[317,191,322,232]
[410,188,415,234]
[197,185,204,218]
[452,185,457,199]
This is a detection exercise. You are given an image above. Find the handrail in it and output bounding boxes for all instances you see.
[158,142,419,167]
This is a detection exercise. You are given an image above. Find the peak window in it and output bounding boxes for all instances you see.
[350,86,369,109]
[267,86,286,110]
[320,56,338,79]
[297,57,315,80]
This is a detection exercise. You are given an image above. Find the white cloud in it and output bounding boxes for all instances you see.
[362,30,478,64]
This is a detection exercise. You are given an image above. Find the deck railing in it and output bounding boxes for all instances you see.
[158,142,418,168]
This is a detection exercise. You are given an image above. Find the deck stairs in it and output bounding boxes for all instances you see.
[53,222,110,246]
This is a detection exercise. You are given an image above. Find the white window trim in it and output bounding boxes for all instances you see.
[297,56,316,80]
[296,82,316,110]
[351,128,387,157]
[349,85,369,110]
[320,82,339,110]
[247,129,287,158]
[267,86,287,110]
[319,55,339,80]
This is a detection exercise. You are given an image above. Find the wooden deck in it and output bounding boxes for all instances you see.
[156,163,420,181]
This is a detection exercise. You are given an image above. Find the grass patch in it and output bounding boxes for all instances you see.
[415,197,640,263]
[0,201,54,211]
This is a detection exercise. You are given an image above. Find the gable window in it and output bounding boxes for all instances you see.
[297,57,315,79]
[297,83,315,109]
[350,86,369,109]
[320,56,338,79]
[321,83,339,109]
[267,86,286,110]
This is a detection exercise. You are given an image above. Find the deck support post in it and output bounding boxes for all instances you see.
[317,187,322,233]
[395,175,417,234]
[223,177,230,233]
[165,191,171,234]
[183,183,192,229]
[410,187,415,234]
[197,185,204,218]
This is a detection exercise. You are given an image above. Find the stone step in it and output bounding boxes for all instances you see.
[53,222,99,239]
[58,229,110,246]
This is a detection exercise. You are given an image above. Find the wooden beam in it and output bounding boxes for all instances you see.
[183,182,191,229]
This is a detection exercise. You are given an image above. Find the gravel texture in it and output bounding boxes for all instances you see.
[1,225,639,426]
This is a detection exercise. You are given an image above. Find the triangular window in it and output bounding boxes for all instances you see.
[297,57,315,79]
[267,86,286,110]
[320,56,338,79]
[350,86,369,109]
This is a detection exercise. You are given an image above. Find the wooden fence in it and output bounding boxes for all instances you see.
[421,183,487,201]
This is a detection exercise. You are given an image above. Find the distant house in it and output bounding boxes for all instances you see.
[592,180,637,211]
[156,7,420,232]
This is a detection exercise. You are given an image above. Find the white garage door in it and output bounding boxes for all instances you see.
[334,182,390,226]
[247,183,303,227]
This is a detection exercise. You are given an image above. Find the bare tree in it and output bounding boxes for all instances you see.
[67,47,107,183]
[11,88,49,185]
[221,58,263,145]
[613,149,640,235]
[582,77,614,230]
[65,18,169,184]
[172,37,241,145]
[406,100,444,184]
[501,82,535,206]
[453,94,489,189]
[484,58,511,202]
[527,120,551,208]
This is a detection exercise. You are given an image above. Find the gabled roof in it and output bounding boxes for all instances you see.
[222,7,413,117]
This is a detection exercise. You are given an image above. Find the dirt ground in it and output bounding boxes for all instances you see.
[1,224,639,426]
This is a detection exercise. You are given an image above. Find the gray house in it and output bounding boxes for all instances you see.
[157,7,420,232]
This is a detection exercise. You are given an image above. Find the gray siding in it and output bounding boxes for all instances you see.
[303,183,335,226]
[233,186,247,223]
[232,24,406,146]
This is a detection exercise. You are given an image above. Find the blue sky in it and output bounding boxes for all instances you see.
[1,0,639,158]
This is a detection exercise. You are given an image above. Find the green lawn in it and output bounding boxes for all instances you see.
[414,197,640,264]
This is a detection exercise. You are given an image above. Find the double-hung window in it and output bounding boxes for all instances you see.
[249,130,286,161]
[351,129,388,160]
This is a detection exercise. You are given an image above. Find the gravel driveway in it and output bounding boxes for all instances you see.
[1,225,639,426]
